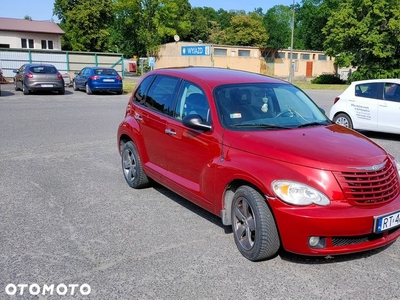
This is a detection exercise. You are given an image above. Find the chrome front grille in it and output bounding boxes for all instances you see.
[333,160,400,206]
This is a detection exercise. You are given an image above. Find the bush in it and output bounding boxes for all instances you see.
[311,74,345,84]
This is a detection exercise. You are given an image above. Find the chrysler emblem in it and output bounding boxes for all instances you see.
[347,160,386,171]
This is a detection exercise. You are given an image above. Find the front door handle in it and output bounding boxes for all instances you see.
[165,128,176,135]
[134,114,143,121]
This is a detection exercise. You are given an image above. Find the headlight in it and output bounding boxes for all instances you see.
[272,180,330,206]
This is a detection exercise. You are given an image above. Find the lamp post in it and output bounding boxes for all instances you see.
[288,0,295,83]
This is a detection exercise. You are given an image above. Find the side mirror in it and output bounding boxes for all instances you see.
[319,107,325,114]
[183,114,211,131]
[13,70,18,74]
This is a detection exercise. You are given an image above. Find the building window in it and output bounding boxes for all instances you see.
[275,52,285,59]
[214,48,227,56]
[288,53,298,59]
[0,44,10,48]
[41,40,54,50]
[301,54,310,60]
[318,54,327,60]
[238,50,250,57]
[21,38,34,49]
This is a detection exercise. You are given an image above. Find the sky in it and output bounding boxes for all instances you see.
[0,0,295,22]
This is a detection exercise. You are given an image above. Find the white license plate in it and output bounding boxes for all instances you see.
[41,84,53,87]
[103,79,114,82]
[374,210,400,233]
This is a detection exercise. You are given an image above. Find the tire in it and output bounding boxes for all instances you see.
[58,88,65,95]
[116,90,123,95]
[85,83,92,95]
[231,185,280,261]
[23,83,30,95]
[121,141,149,188]
[73,81,78,91]
[14,84,19,91]
[333,113,353,129]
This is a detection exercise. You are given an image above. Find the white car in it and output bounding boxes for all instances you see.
[329,79,400,134]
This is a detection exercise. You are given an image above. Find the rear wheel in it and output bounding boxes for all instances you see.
[23,83,30,95]
[58,88,65,95]
[333,113,353,129]
[121,141,149,188]
[231,185,280,261]
[85,83,92,95]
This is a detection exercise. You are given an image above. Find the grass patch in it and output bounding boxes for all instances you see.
[122,79,348,94]
[123,81,137,94]
[293,81,349,91]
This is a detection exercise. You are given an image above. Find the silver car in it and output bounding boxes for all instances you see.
[14,63,65,95]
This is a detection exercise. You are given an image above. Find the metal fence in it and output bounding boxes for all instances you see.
[0,48,124,79]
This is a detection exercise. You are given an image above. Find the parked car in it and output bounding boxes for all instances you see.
[330,79,400,134]
[73,67,123,95]
[117,67,400,261]
[14,63,65,95]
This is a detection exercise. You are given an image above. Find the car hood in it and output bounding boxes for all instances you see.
[222,124,388,171]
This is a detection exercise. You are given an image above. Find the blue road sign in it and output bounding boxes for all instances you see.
[181,45,210,56]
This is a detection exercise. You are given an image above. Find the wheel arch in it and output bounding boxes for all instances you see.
[220,179,274,226]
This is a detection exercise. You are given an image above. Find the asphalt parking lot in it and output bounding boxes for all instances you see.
[1,83,399,299]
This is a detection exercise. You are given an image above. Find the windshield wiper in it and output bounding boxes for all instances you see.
[296,121,329,128]
[231,123,291,129]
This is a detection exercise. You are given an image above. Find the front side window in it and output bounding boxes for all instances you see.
[174,81,210,124]
[214,83,329,129]
[145,75,181,116]
[384,83,400,102]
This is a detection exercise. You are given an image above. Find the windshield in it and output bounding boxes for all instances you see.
[214,83,330,130]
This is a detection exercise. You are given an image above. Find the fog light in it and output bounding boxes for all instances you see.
[309,236,320,247]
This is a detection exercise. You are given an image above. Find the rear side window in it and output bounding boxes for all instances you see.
[134,75,155,105]
[354,83,381,99]
[145,75,181,116]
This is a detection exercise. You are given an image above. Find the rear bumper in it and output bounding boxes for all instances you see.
[90,82,122,92]
[270,197,400,256]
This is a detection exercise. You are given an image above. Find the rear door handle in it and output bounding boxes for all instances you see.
[134,114,143,121]
[165,128,176,135]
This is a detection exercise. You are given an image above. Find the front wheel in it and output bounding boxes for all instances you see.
[73,81,78,91]
[333,113,353,129]
[231,185,280,261]
[121,141,149,188]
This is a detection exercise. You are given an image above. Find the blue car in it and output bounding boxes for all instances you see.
[73,67,123,95]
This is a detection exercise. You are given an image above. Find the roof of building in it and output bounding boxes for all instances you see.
[0,17,64,35]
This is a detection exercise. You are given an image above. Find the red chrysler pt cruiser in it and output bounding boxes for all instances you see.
[117,67,400,261]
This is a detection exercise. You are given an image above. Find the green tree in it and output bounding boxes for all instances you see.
[263,5,292,49]
[223,14,268,47]
[53,0,114,51]
[323,0,400,79]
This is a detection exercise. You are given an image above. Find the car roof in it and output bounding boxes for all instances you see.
[146,67,287,89]
[26,63,56,67]
[350,78,400,85]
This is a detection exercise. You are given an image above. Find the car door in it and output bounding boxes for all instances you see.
[162,81,220,208]
[74,68,85,88]
[378,83,400,134]
[350,82,381,130]
[133,75,181,181]
[15,65,25,90]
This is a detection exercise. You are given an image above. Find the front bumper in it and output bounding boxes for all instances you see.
[270,197,400,256]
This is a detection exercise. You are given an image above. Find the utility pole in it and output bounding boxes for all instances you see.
[289,0,295,83]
